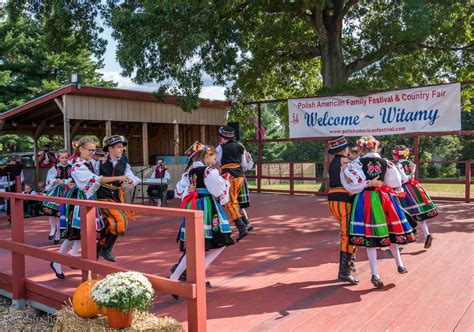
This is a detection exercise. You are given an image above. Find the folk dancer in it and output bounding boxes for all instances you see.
[216,126,254,241]
[50,137,130,279]
[170,143,233,298]
[392,145,437,248]
[344,136,416,288]
[328,136,362,284]
[42,149,73,244]
[96,135,140,262]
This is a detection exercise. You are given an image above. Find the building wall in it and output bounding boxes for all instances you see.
[66,95,227,125]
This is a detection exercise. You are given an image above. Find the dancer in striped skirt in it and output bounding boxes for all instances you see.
[170,143,234,298]
[42,149,73,244]
[392,145,437,248]
[344,136,416,288]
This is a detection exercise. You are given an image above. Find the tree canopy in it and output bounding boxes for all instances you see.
[106,0,472,111]
[0,1,114,113]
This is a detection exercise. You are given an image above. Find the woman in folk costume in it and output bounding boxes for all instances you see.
[42,149,73,244]
[216,126,254,241]
[96,135,140,262]
[50,137,131,279]
[170,142,234,297]
[392,145,437,249]
[327,136,384,285]
[343,136,416,288]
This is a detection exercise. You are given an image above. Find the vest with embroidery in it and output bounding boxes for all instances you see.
[400,160,415,177]
[55,164,72,180]
[97,158,127,201]
[188,166,213,198]
[220,141,244,177]
[360,157,388,181]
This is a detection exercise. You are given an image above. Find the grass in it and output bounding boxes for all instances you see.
[248,181,468,198]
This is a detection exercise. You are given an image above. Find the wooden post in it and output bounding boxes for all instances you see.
[413,136,420,179]
[174,123,180,165]
[142,122,149,166]
[80,206,97,281]
[185,210,206,332]
[11,197,26,309]
[289,162,294,195]
[257,103,263,193]
[33,120,46,186]
[200,125,206,144]
[465,161,471,203]
[105,120,112,138]
[33,137,40,187]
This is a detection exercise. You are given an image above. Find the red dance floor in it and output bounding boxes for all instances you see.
[0,193,473,331]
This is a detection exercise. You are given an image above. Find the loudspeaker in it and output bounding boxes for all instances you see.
[227,122,240,141]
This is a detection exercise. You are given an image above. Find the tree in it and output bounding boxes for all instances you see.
[105,0,472,111]
[0,1,114,113]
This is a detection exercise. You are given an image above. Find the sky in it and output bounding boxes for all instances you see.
[99,26,227,101]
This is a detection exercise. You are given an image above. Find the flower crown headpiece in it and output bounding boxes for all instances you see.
[356,137,379,149]
[185,141,213,161]
[392,147,410,159]
[72,141,80,150]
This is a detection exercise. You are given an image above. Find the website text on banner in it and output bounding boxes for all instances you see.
[288,83,461,138]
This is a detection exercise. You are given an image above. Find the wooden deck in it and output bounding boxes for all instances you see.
[0,193,472,331]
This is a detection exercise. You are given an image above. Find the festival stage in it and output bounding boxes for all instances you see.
[0,194,472,331]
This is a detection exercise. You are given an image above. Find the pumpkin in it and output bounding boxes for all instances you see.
[72,271,104,318]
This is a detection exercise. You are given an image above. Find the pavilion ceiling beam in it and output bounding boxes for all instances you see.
[70,121,83,139]
[54,98,64,113]
[34,120,47,139]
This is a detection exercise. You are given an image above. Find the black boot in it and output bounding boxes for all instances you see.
[99,234,118,262]
[241,215,254,232]
[349,253,356,273]
[235,218,249,242]
[338,251,359,285]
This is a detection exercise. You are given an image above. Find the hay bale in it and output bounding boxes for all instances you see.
[53,306,184,332]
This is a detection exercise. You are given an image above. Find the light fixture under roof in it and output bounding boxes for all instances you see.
[50,123,55,128]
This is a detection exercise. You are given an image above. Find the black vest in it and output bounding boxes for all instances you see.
[188,166,212,197]
[400,160,415,177]
[220,141,244,177]
[328,155,352,202]
[360,157,388,181]
[55,164,72,180]
[97,158,127,200]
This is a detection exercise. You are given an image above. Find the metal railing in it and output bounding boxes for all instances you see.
[0,187,207,332]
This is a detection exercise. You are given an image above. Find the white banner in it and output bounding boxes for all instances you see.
[288,83,461,138]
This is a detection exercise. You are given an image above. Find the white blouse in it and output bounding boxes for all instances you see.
[70,158,102,199]
[396,159,416,184]
[175,161,230,205]
[342,153,402,194]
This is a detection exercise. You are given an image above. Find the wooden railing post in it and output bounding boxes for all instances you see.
[257,103,263,193]
[186,210,206,332]
[465,161,471,203]
[80,206,98,281]
[11,197,26,309]
[289,162,294,195]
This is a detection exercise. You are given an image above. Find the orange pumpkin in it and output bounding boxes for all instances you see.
[72,271,104,318]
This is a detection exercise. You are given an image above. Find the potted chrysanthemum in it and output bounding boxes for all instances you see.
[91,271,155,329]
